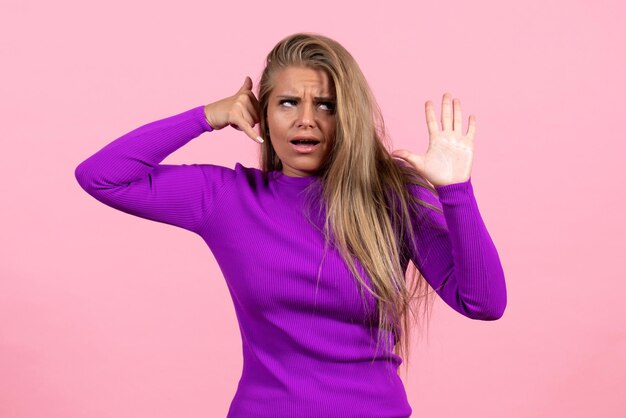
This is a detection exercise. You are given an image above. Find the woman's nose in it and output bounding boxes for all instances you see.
[296,103,316,128]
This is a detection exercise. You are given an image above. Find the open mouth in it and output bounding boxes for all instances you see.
[290,139,321,153]
[290,139,321,145]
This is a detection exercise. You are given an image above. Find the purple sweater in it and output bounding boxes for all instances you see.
[75,105,506,418]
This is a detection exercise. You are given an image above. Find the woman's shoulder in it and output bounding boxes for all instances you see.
[193,162,269,189]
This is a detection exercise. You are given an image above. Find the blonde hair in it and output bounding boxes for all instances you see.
[256,32,444,378]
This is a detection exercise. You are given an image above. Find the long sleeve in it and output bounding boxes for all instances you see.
[408,178,507,320]
[74,105,229,234]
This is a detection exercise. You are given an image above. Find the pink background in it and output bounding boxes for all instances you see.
[2,0,624,417]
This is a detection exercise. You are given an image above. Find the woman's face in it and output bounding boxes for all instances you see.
[266,66,336,177]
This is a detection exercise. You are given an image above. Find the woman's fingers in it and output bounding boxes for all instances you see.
[242,122,263,143]
[466,115,476,141]
[425,100,439,136]
[426,93,470,138]
[241,78,261,117]
[233,78,262,142]
[453,98,462,134]
[236,77,261,125]
[441,93,453,131]
[237,107,263,143]
[239,95,262,141]
[239,76,253,93]
[242,95,260,125]
[248,92,261,122]
[203,76,263,143]
[232,116,262,143]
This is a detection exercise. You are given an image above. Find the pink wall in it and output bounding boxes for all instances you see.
[1,0,624,417]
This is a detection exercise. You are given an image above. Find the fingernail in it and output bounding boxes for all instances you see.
[256,136,264,143]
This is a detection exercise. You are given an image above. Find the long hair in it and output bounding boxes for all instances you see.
[256,32,444,378]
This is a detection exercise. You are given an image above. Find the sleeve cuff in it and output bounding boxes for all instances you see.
[433,177,475,206]
[195,105,214,132]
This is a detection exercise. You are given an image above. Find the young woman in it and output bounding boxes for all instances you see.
[75,32,506,418]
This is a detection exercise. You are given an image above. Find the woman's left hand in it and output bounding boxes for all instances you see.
[391,93,476,187]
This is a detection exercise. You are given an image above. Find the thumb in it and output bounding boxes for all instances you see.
[239,76,253,92]
[392,150,425,174]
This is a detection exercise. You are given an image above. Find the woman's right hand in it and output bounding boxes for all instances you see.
[203,76,264,143]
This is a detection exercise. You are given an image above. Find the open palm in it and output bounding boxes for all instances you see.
[392,93,476,187]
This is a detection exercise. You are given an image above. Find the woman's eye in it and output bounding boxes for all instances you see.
[319,102,335,112]
[279,100,335,112]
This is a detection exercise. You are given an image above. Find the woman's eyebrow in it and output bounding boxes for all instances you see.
[276,95,336,101]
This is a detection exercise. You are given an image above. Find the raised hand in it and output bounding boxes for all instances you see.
[203,76,264,144]
[391,93,476,187]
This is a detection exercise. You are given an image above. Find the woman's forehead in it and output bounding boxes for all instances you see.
[271,66,335,97]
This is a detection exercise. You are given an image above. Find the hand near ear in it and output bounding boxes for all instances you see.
[392,93,475,187]
[203,76,264,144]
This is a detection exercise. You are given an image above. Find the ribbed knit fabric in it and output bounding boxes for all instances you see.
[75,105,507,418]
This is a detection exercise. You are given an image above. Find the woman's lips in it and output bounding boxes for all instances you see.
[290,140,320,154]
[290,142,320,153]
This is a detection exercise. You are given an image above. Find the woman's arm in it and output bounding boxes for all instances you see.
[74,105,228,233]
[407,178,507,320]
[393,93,506,319]
[75,77,262,234]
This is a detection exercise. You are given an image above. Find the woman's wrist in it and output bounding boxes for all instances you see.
[203,104,215,131]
